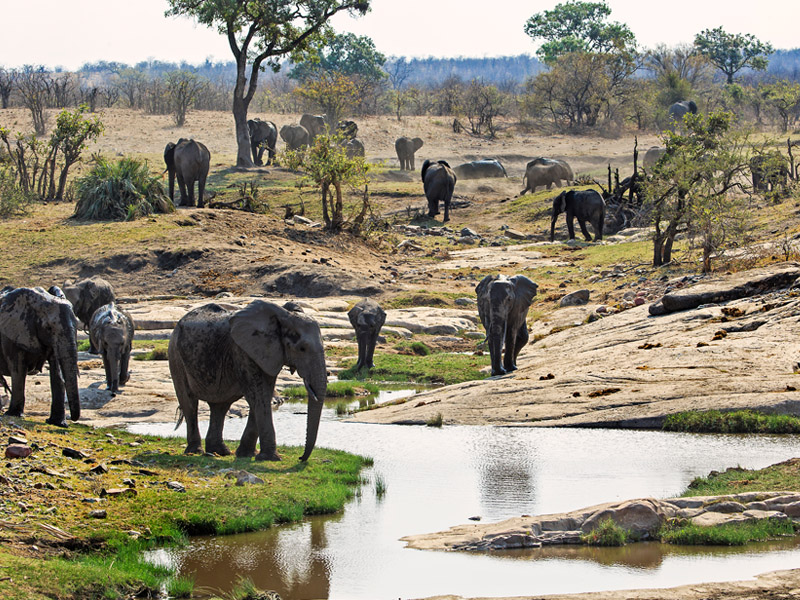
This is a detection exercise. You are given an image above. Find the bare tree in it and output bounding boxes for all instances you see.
[51,72,77,108]
[164,70,206,126]
[0,68,16,109]
[385,57,412,90]
[99,86,120,108]
[16,65,53,135]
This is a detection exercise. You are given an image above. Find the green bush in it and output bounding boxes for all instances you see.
[0,169,34,218]
[581,518,627,546]
[73,157,174,221]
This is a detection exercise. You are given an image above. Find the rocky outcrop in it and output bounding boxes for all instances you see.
[402,491,800,552]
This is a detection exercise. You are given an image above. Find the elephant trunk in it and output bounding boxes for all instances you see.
[57,346,81,421]
[550,212,559,242]
[300,381,325,462]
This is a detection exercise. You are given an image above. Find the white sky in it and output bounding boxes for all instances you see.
[1,0,798,70]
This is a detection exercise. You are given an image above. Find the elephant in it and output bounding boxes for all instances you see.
[343,138,365,159]
[0,287,81,426]
[164,138,210,208]
[337,120,358,140]
[89,303,134,395]
[668,100,698,127]
[453,159,508,179]
[421,159,457,223]
[476,274,538,377]
[300,113,327,142]
[520,162,564,195]
[348,299,386,372]
[550,189,605,242]
[247,118,278,166]
[750,152,789,193]
[643,146,667,170]
[63,277,115,354]
[395,136,424,170]
[168,300,326,461]
[280,124,310,151]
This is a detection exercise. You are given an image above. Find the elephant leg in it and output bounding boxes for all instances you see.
[428,198,439,217]
[488,325,507,377]
[595,216,604,241]
[566,214,576,239]
[205,402,231,456]
[236,413,258,458]
[197,176,207,209]
[101,351,113,390]
[176,172,188,206]
[355,335,366,371]
[119,350,131,386]
[578,219,592,241]
[512,323,529,369]
[251,141,260,166]
[6,357,28,417]
[364,335,378,370]
[256,147,265,166]
[443,198,450,223]
[502,321,519,373]
[172,368,202,454]
[186,179,196,208]
[46,357,67,427]
[245,379,280,461]
[410,156,415,171]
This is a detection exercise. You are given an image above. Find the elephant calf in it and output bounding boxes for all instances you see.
[348,299,386,371]
[89,303,134,395]
[164,138,211,208]
[476,275,539,377]
[421,159,457,223]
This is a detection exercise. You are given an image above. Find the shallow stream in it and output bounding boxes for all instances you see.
[131,391,800,599]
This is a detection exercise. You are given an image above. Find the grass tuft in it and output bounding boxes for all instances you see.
[580,518,628,546]
[663,410,800,434]
[659,518,797,546]
[426,412,444,427]
[374,474,387,498]
[338,352,489,386]
[283,380,380,399]
[166,574,195,598]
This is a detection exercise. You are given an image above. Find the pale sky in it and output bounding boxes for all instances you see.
[1,0,798,70]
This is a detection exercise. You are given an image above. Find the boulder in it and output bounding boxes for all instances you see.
[5,444,32,459]
[560,289,591,307]
[581,499,665,538]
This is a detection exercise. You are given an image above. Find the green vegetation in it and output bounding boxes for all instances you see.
[0,169,34,218]
[663,410,800,434]
[283,380,380,399]
[338,352,490,386]
[393,340,433,356]
[0,419,368,600]
[426,412,444,428]
[659,518,796,546]
[133,340,170,361]
[374,474,387,497]
[682,459,800,497]
[694,27,773,84]
[166,574,195,598]
[581,518,628,546]
[384,291,466,309]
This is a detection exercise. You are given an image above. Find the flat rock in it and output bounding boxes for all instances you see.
[560,289,590,307]
[5,444,32,459]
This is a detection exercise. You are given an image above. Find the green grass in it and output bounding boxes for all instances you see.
[282,380,380,399]
[166,574,195,598]
[426,412,444,427]
[374,474,387,497]
[133,340,170,361]
[658,518,797,546]
[581,518,629,546]
[394,340,432,356]
[681,458,800,497]
[384,291,467,309]
[337,352,490,386]
[663,410,800,434]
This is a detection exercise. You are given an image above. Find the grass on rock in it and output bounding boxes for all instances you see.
[663,410,800,434]
[658,518,797,546]
[338,351,489,385]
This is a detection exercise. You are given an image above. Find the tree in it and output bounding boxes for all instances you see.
[0,68,16,109]
[694,27,773,85]
[166,0,371,168]
[294,71,358,129]
[760,80,800,133]
[463,80,506,138]
[49,105,104,200]
[16,65,53,135]
[289,33,385,84]
[644,111,753,271]
[164,70,206,126]
[523,0,636,64]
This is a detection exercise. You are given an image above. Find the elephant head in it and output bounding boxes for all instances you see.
[348,299,386,371]
[230,301,326,461]
[0,287,81,424]
[63,277,115,355]
[476,275,538,376]
[300,113,327,141]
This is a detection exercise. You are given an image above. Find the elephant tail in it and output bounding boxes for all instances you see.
[174,406,184,431]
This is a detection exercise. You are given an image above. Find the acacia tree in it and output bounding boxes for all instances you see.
[759,80,800,133]
[694,27,773,84]
[166,0,371,168]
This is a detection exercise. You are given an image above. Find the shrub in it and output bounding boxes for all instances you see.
[581,518,627,546]
[426,412,444,427]
[73,157,173,221]
[0,169,34,218]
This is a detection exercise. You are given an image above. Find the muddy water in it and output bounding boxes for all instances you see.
[132,395,800,599]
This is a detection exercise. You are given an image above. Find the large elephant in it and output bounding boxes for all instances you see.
[453,159,508,179]
[476,274,538,377]
[164,138,210,208]
[668,100,698,127]
[421,159,457,223]
[247,118,278,166]
[168,301,326,461]
[750,151,789,193]
[348,299,386,372]
[520,163,564,195]
[63,277,115,354]
[89,303,134,395]
[550,189,605,242]
[300,113,327,142]
[0,287,81,426]
[280,124,310,151]
[643,146,667,169]
[395,136,424,170]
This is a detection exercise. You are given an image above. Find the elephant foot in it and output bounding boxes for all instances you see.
[206,443,231,457]
[256,451,282,462]
[46,417,68,428]
[184,444,203,455]
[235,446,256,458]
[490,368,507,377]
[5,408,23,418]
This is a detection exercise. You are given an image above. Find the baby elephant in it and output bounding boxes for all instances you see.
[89,303,134,394]
[348,299,386,371]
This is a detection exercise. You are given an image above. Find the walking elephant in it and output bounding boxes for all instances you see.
[453,159,508,179]
[247,118,278,166]
[89,303,134,395]
[300,113,327,142]
[550,189,605,242]
[476,274,538,377]
[348,299,386,372]
[280,124,310,151]
[520,162,564,195]
[750,151,789,193]
[0,287,81,426]
[63,277,115,353]
[668,100,698,128]
[168,301,326,461]
[164,138,210,208]
[395,136,424,170]
[421,159,457,223]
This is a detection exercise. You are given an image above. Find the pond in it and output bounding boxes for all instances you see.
[132,393,800,599]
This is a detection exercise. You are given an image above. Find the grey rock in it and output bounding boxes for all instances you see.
[559,289,590,307]
[89,509,107,519]
[455,297,477,306]
[460,227,479,237]
[504,228,528,240]
[706,501,746,513]
[235,471,265,486]
[423,325,459,336]
[581,499,665,538]
[166,481,186,493]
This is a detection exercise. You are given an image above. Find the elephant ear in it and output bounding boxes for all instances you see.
[511,275,539,308]
[230,301,287,377]
[0,288,49,354]
[475,274,498,330]
[688,100,698,114]
[413,138,424,151]
[348,303,363,328]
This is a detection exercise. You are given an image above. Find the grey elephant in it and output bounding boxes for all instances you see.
[550,189,605,242]
[348,299,386,372]
[343,138,365,159]
[476,274,538,377]
[64,277,115,353]
[280,124,310,151]
[164,138,210,208]
[668,100,698,127]
[337,120,358,140]
[643,146,667,169]
[453,159,508,179]
[300,113,327,141]
[247,118,278,166]
[520,162,564,195]
[750,151,789,193]
[169,300,326,461]
[89,303,134,395]
[421,159,457,223]
[395,136,424,170]
[0,287,81,426]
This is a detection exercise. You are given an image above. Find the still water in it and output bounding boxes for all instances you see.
[131,392,800,599]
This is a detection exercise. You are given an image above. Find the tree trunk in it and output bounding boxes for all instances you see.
[233,96,254,168]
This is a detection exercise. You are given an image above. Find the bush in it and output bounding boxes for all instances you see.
[73,157,174,221]
[0,169,34,218]
[581,518,627,546]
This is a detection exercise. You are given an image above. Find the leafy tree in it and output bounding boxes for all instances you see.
[289,33,385,84]
[294,72,358,129]
[164,70,206,126]
[49,105,104,200]
[644,111,753,271]
[165,0,371,168]
[759,80,800,133]
[694,27,773,84]
[523,0,636,64]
